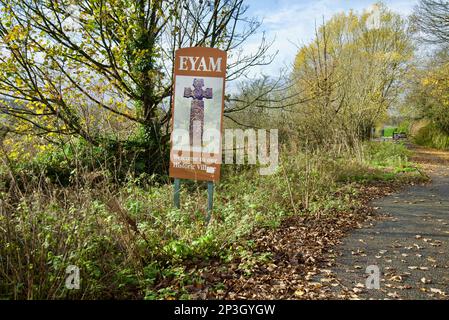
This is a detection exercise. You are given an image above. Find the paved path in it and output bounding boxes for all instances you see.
[330,145,449,299]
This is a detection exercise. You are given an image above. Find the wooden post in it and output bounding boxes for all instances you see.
[174,178,181,209]
[206,181,214,223]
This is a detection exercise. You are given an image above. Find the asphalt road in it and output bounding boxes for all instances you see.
[330,145,449,299]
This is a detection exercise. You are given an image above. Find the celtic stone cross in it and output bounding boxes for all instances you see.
[184,78,213,147]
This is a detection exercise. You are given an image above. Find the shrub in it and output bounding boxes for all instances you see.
[414,123,449,150]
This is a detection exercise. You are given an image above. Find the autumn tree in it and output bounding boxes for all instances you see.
[0,0,274,174]
[292,3,413,149]
[405,48,449,133]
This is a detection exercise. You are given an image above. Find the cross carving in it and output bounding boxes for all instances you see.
[184,78,213,147]
[184,78,213,101]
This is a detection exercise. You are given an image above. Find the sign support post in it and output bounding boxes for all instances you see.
[174,178,181,209]
[206,181,214,223]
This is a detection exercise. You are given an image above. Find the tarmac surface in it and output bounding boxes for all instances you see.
[331,145,449,299]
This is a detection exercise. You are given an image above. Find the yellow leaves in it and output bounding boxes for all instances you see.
[26,101,47,115]
[421,78,432,86]
[15,122,32,133]
[2,137,14,148]
[384,52,403,63]
[9,151,19,160]
[2,134,55,162]
[422,62,449,107]
[2,137,24,161]
[15,77,24,87]
[3,25,27,43]
[37,144,55,153]
[294,48,307,70]
[421,75,441,87]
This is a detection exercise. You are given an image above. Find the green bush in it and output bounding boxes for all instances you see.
[398,121,411,135]
[335,142,422,183]
[6,130,169,187]
[364,141,411,168]
[414,123,449,150]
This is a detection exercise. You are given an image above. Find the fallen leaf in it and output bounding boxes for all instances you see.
[294,290,305,297]
[388,275,403,282]
[430,288,446,296]
[387,292,400,299]
[353,287,364,293]
[419,267,429,271]
[420,277,431,284]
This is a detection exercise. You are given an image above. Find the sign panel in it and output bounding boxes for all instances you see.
[169,47,227,182]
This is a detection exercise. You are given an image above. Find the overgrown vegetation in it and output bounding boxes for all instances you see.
[414,123,449,150]
[0,0,446,300]
[405,1,449,150]
[0,140,423,299]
